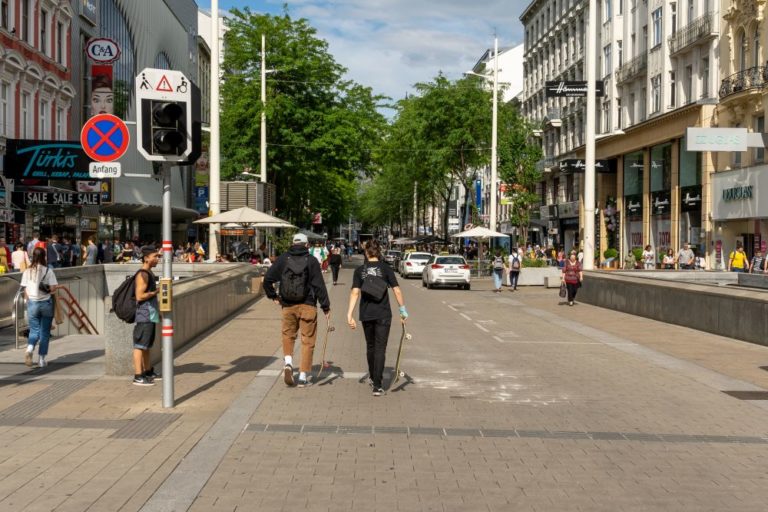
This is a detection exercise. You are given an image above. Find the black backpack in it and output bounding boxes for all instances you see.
[113,270,149,323]
[280,255,309,302]
[59,244,72,267]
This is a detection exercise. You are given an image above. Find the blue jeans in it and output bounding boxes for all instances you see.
[28,297,54,356]
[493,270,503,289]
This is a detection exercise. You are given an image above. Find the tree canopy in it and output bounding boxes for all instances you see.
[220,8,388,227]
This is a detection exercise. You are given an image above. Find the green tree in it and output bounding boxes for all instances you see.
[497,105,543,244]
[220,8,388,228]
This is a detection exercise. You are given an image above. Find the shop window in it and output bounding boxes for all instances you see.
[755,116,765,163]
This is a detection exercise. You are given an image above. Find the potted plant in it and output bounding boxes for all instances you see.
[603,248,619,269]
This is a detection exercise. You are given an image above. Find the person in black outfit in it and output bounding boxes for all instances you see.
[329,247,343,285]
[263,233,331,387]
[346,239,408,396]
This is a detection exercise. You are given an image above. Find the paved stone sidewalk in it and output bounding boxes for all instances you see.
[0,261,767,511]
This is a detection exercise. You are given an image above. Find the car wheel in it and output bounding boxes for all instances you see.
[427,281,433,289]
[422,279,426,288]
[465,283,470,290]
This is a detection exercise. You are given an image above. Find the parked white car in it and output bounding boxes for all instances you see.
[399,252,432,278]
[422,255,471,290]
[383,250,401,266]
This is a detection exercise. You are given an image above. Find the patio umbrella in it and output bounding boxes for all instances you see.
[299,229,325,241]
[193,206,296,228]
[451,226,510,239]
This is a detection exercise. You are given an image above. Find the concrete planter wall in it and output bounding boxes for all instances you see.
[504,267,562,287]
[578,270,768,347]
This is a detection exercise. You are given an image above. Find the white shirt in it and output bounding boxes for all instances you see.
[20,265,58,301]
[11,250,29,271]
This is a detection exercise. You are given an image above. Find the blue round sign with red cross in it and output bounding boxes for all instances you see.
[80,114,130,162]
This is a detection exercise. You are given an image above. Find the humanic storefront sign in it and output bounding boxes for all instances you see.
[544,81,605,98]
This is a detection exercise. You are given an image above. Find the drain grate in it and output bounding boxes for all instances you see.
[245,423,768,445]
[109,412,181,439]
[0,380,91,419]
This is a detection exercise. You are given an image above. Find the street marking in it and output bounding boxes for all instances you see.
[459,313,472,321]
[497,331,520,338]
[493,339,602,345]
[476,319,496,324]
[447,304,458,311]
[474,323,490,333]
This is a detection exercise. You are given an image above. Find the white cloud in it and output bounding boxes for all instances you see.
[257,0,528,102]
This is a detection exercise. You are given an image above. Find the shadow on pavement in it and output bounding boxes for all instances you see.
[314,361,345,386]
[175,355,277,405]
[388,372,414,393]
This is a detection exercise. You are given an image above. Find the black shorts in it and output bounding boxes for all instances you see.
[133,322,156,350]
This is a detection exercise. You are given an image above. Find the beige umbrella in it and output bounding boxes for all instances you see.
[451,226,509,239]
[193,206,295,228]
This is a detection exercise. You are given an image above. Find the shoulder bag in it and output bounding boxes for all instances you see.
[360,265,388,301]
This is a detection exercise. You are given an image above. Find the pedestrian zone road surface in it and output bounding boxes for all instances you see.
[1,260,768,511]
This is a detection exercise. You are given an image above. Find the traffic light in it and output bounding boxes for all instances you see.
[135,69,200,163]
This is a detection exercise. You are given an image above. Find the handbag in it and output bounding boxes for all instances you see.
[559,282,567,298]
[360,266,388,301]
[38,268,51,294]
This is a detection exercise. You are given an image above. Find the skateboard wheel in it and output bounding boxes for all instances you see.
[405,334,412,340]
[399,371,405,377]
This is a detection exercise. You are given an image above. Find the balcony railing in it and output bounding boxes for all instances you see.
[719,66,767,99]
[615,53,648,84]
[535,157,557,172]
[669,12,718,55]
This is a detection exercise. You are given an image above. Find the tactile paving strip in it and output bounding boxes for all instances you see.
[0,380,91,419]
[109,412,181,439]
[245,423,768,445]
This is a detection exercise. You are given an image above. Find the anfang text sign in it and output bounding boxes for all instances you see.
[545,81,605,98]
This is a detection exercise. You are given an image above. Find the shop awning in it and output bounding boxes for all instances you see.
[100,203,200,221]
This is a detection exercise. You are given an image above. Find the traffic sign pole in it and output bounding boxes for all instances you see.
[161,163,175,408]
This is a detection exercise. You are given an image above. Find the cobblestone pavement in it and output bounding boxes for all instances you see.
[0,260,768,511]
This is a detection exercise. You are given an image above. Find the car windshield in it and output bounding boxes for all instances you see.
[410,254,431,261]
[437,257,465,265]
[386,251,401,256]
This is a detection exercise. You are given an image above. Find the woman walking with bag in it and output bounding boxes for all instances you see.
[561,250,583,306]
[346,240,408,396]
[21,247,61,368]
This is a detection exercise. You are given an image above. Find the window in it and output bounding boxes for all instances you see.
[642,25,648,52]
[21,0,29,43]
[688,0,694,23]
[701,57,709,97]
[603,44,612,76]
[40,10,47,54]
[740,31,747,72]
[56,107,64,139]
[651,74,661,112]
[57,22,64,64]
[640,87,647,121]
[685,65,693,101]
[619,0,623,15]
[604,0,611,21]
[754,28,761,68]
[669,71,676,106]
[617,40,623,67]
[602,101,611,133]
[0,82,7,137]
[20,92,29,138]
[1,0,8,30]
[39,99,49,139]
[755,117,764,163]
[629,93,635,124]
[617,97,623,129]
[671,3,677,33]
[733,125,742,167]
[652,8,662,47]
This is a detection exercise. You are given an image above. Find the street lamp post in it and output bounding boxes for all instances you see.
[583,0,597,270]
[464,37,500,234]
[261,34,267,184]
[209,0,221,260]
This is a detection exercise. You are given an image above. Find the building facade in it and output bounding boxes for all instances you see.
[0,0,75,242]
[522,0,719,266]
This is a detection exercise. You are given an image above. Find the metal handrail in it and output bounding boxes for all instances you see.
[669,12,717,54]
[12,286,26,349]
[615,53,648,84]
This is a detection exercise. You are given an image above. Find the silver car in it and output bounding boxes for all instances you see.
[422,255,471,290]
[399,252,432,278]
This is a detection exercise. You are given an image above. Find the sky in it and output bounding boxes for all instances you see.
[197,0,529,107]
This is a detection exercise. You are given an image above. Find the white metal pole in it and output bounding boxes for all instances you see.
[583,0,597,270]
[161,164,175,408]
[208,0,221,260]
[490,37,499,234]
[260,34,267,184]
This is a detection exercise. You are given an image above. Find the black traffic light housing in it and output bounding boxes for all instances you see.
[141,100,187,157]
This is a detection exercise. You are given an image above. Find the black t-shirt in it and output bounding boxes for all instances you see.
[352,261,399,321]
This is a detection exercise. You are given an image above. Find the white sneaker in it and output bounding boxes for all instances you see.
[38,359,47,368]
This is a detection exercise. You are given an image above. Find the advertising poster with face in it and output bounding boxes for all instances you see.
[90,65,114,117]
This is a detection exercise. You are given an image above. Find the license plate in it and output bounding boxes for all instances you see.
[443,268,457,273]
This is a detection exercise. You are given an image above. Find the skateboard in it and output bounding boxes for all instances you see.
[392,321,412,387]
[315,317,335,381]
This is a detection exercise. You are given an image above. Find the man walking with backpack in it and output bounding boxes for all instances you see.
[263,233,331,387]
[508,248,522,291]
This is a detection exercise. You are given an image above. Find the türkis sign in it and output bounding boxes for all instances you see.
[4,139,92,180]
